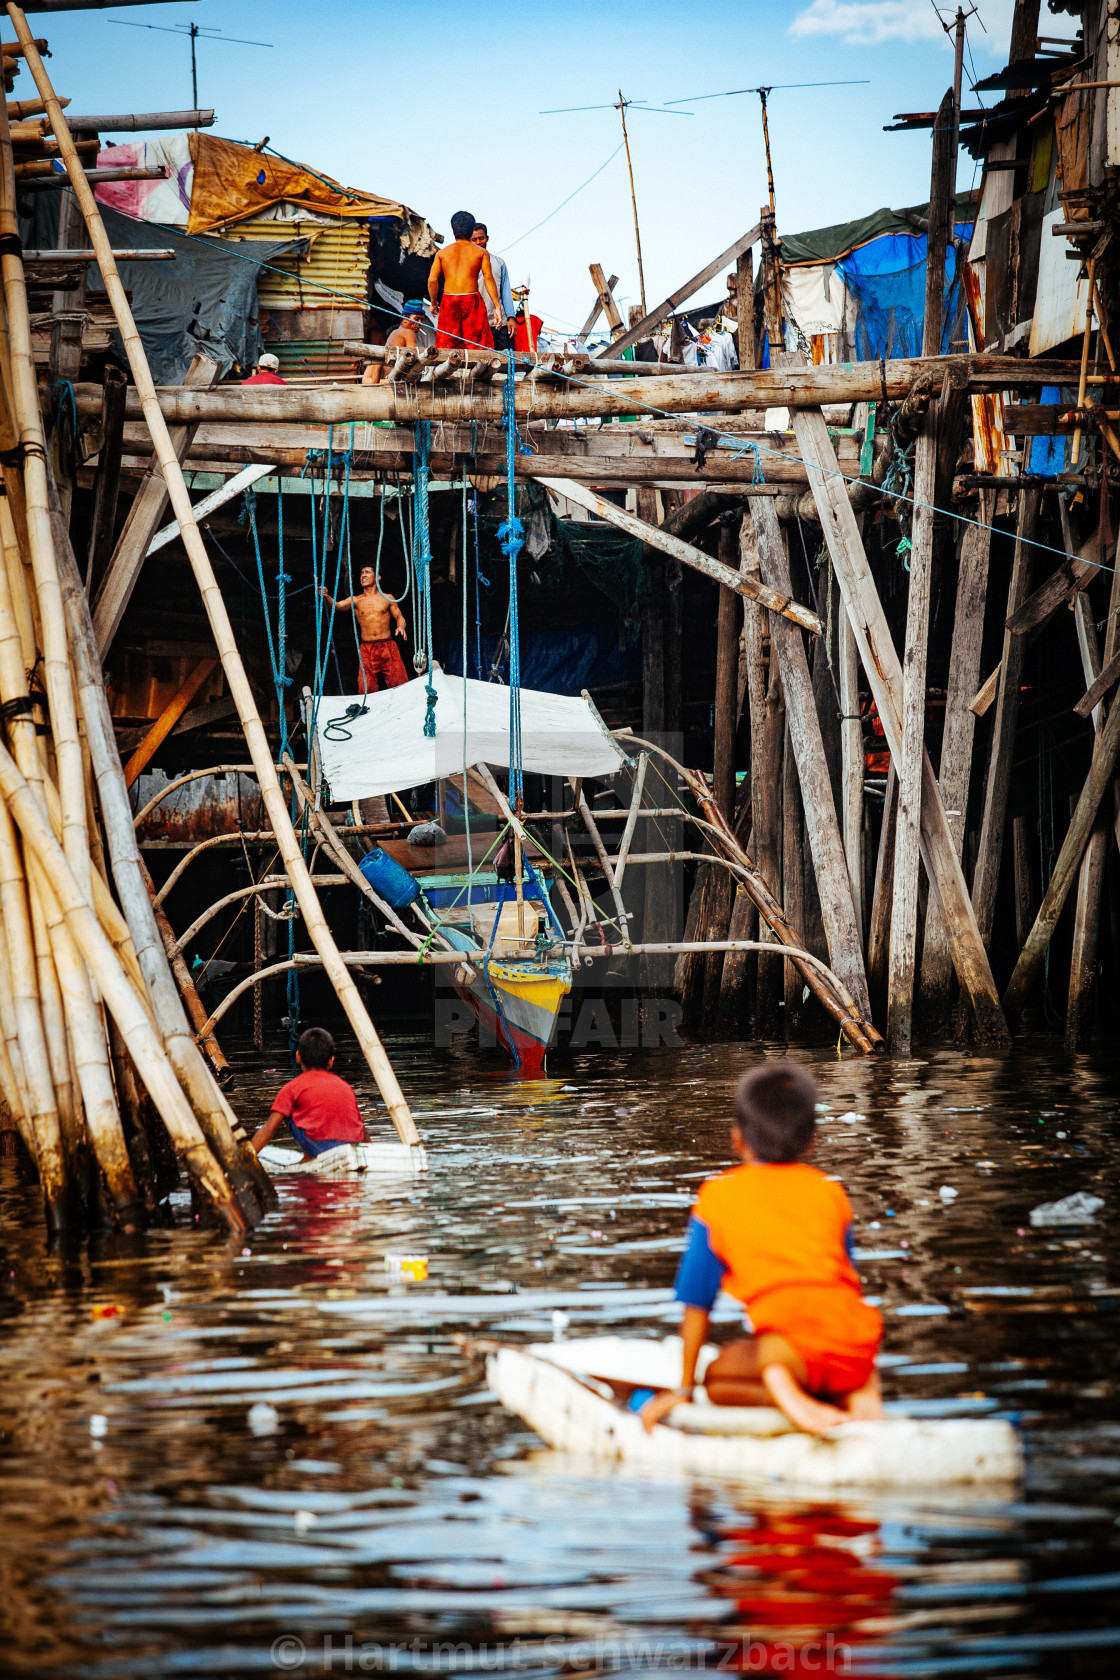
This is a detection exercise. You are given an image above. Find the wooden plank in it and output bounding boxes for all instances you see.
[789,402,1009,1045]
[122,658,218,790]
[577,268,618,340]
[971,488,1040,945]
[749,495,870,1016]
[539,477,821,631]
[918,510,993,1033]
[90,352,220,658]
[146,462,276,556]
[593,224,762,361]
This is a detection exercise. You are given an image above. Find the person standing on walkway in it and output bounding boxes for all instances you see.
[429,210,503,352]
[472,223,516,351]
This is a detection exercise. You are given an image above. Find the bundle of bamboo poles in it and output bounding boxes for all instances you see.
[0,14,280,1235]
[0,5,421,1233]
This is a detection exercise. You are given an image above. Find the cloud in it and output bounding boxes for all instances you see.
[790,0,1015,49]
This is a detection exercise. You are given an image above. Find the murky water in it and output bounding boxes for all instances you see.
[2,1037,1120,1677]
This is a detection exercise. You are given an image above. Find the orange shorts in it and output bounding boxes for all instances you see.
[754,1284,882,1401]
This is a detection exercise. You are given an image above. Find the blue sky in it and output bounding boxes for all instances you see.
[26,0,1074,336]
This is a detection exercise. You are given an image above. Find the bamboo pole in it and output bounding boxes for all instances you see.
[0,83,89,904]
[0,733,247,1233]
[6,18,420,1169]
[48,477,273,1221]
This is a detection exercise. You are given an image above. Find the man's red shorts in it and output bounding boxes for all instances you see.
[436,292,495,352]
[358,639,409,694]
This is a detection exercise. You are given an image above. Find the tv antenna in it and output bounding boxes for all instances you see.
[540,91,691,316]
[665,80,869,218]
[108,18,273,115]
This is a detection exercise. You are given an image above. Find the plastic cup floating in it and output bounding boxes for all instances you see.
[385,1253,428,1282]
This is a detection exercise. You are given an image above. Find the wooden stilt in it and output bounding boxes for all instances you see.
[918,508,993,1032]
[971,488,1041,945]
[838,602,864,935]
[754,661,785,1037]
[867,765,898,1008]
[782,721,806,1034]
[84,360,127,591]
[748,495,871,1016]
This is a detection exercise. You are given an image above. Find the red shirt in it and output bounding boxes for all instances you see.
[271,1068,363,1142]
[242,370,287,385]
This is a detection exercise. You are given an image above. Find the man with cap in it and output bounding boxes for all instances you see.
[362,300,429,385]
[242,351,286,386]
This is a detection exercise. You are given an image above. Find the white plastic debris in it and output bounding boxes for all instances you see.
[248,1401,280,1435]
[838,1112,865,1125]
[89,1413,108,1438]
[1029,1192,1104,1229]
[939,1186,959,1202]
[293,1509,317,1534]
[551,1309,570,1342]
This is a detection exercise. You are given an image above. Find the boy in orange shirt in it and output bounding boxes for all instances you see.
[641,1062,884,1437]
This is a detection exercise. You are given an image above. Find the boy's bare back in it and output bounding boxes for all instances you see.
[431,238,495,298]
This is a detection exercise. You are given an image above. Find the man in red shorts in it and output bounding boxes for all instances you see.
[320,565,410,693]
[428,209,503,352]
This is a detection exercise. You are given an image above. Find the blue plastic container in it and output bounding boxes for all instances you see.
[357,846,421,910]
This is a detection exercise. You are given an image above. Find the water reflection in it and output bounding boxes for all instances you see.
[0,1038,1118,1675]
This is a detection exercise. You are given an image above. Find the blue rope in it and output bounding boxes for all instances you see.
[413,421,439,738]
[497,352,530,807]
[471,489,490,680]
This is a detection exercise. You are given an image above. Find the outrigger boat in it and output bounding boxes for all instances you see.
[311,665,628,1074]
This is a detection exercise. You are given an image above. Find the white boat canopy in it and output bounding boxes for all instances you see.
[312,667,629,800]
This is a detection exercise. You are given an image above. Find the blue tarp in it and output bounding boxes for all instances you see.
[1028,385,1067,477]
[836,224,974,361]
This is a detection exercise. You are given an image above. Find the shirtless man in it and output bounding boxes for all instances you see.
[428,209,503,353]
[320,566,410,693]
[362,300,428,386]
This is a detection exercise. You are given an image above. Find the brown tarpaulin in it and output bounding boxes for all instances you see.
[186,134,432,245]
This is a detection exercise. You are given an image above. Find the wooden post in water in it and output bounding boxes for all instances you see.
[887,88,953,1056]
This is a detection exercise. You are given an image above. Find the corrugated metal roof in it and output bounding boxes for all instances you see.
[222,217,369,314]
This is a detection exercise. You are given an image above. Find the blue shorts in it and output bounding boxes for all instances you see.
[289,1120,352,1158]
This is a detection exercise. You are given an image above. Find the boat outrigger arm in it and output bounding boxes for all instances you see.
[220,667,883,1071]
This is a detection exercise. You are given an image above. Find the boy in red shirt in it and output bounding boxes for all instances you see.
[641,1062,884,1437]
[249,1027,365,1160]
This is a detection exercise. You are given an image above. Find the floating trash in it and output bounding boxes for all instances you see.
[939,1186,959,1202]
[385,1254,428,1282]
[837,1112,865,1125]
[247,1401,279,1435]
[1030,1192,1105,1229]
[293,1509,317,1534]
[90,1304,123,1322]
[88,1414,108,1438]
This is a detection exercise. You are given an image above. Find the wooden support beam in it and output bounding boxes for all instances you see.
[84,360,126,591]
[919,508,993,1033]
[867,765,898,1008]
[971,488,1040,945]
[1074,646,1120,718]
[539,477,821,631]
[577,268,619,341]
[838,603,863,934]
[66,108,215,132]
[789,401,1009,1045]
[122,658,218,789]
[90,351,220,658]
[1006,536,1101,635]
[712,516,740,822]
[887,87,952,1056]
[734,247,756,371]
[1066,552,1120,1046]
[599,223,762,360]
[1003,683,1120,1027]
[749,494,870,1016]
[73,354,1074,427]
[589,262,624,340]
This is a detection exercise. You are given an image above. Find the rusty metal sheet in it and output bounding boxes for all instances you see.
[131,770,264,842]
[1030,208,1091,356]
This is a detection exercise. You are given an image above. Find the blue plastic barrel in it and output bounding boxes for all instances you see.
[357,846,421,910]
